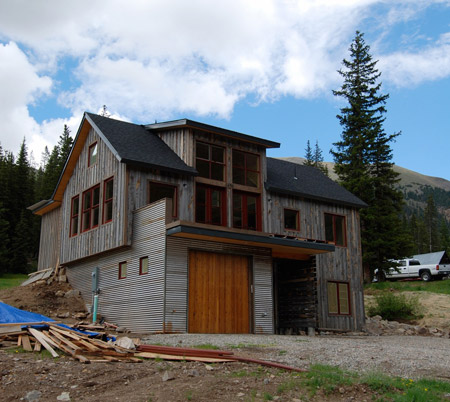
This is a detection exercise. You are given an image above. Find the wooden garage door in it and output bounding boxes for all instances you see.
[188,251,250,334]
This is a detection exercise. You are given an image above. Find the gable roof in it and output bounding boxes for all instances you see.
[86,113,197,175]
[265,158,367,208]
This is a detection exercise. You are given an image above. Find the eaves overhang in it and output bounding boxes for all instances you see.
[166,222,335,258]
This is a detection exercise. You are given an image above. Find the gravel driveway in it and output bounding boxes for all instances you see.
[143,333,450,380]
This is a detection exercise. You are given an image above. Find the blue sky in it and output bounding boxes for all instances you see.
[0,1,449,180]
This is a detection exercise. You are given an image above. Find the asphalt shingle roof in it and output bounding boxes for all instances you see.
[86,113,197,176]
[266,158,367,208]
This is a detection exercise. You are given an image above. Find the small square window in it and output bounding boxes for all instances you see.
[139,257,149,275]
[119,261,127,279]
[88,142,98,167]
[284,209,299,231]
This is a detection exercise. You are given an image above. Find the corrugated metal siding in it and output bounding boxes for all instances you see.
[37,207,61,271]
[166,237,274,334]
[66,199,167,333]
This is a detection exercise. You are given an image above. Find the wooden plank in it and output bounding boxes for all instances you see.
[21,335,32,352]
[135,352,233,363]
[48,328,82,351]
[27,328,59,358]
[0,325,22,334]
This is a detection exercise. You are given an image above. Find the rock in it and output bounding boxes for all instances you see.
[162,371,175,382]
[24,390,42,401]
[417,327,429,336]
[56,392,71,401]
[74,312,87,319]
[205,364,214,371]
[65,289,81,298]
[339,387,345,394]
[237,393,245,397]
[116,326,127,333]
[371,315,382,321]
[55,290,65,297]
[115,337,135,350]
[188,369,200,377]
[58,275,67,283]
[57,311,70,318]
[263,378,270,384]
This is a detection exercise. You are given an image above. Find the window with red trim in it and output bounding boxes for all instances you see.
[103,177,114,223]
[148,181,177,217]
[232,150,260,187]
[139,257,149,275]
[232,191,261,231]
[327,281,351,315]
[196,142,225,181]
[195,185,226,226]
[325,213,346,246]
[88,142,98,167]
[70,195,79,237]
[82,184,100,232]
[284,209,300,231]
[119,261,127,279]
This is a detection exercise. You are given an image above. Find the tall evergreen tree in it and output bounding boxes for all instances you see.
[331,31,405,280]
[304,140,314,166]
[304,140,329,176]
[423,195,440,252]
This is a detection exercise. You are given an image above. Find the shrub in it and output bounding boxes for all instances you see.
[367,292,423,321]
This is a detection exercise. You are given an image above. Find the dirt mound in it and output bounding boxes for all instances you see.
[0,277,88,324]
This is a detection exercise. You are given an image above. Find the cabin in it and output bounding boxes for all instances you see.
[30,112,367,334]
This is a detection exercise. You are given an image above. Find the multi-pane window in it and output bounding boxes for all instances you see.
[139,257,149,275]
[327,281,351,315]
[233,192,260,231]
[119,261,127,279]
[70,195,79,237]
[232,150,260,188]
[148,181,177,217]
[196,142,225,181]
[103,177,114,223]
[88,142,98,167]
[82,184,100,232]
[325,213,346,247]
[284,209,299,231]
[195,185,225,226]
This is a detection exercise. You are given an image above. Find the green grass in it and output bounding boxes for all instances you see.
[192,343,220,350]
[367,292,424,321]
[365,279,450,295]
[0,273,28,289]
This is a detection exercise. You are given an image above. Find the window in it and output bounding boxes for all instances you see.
[103,177,114,223]
[284,209,299,231]
[325,213,346,247]
[233,192,261,231]
[327,281,351,315]
[232,150,260,187]
[195,142,225,181]
[88,142,98,167]
[195,185,226,226]
[148,181,177,217]
[119,261,127,279]
[139,257,149,275]
[70,195,79,237]
[82,184,100,232]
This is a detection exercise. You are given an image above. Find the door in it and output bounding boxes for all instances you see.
[188,250,251,333]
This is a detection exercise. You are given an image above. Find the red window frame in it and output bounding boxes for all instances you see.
[232,149,260,188]
[148,181,178,218]
[81,184,100,232]
[118,261,127,280]
[327,281,351,316]
[325,213,347,247]
[195,141,225,181]
[102,177,114,224]
[139,256,149,275]
[284,209,300,231]
[195,185,226,226]
[88,142,98,167]
[70,195,79,237]
[232,191,261,231]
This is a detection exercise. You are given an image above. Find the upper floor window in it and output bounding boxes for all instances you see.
[195,185,226,226]
[103,177,114,223]
[325,213,346,247]
[284,209,300,231]
[82,184,100,232]
[70,195,79,237]
[119,261,127,279]
[148,181,177,217]
[139,256,149,275]
[232,150,260,188]
[327,281,351,315]
[233,191,260,231]
[196,142,225,181]
[88,142,98,167]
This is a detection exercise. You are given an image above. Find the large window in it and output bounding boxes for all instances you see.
[148,181,177,217]
[284,209,300,231]
[325,213,346,247]
[82,184,100,232]
[327,281,351,315]
[232,150,260,188]
[103,177,114,223]
[233,192,260,231]
[88,142,98,167]
[70,195,79,237]
[195,185,226,226]
[196,142,225,181]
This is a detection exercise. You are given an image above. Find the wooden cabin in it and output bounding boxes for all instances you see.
[31,112,366,334]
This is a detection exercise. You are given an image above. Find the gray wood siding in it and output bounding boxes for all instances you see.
[157,128,194,166]
[65,199,167,333]
[60,127,127,264]
[37,207,62,271]
[165,237,274,334]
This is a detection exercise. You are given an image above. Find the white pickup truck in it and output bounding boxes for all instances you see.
[376,258,450,281]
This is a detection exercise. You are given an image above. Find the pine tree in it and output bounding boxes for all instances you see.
[332,31,405,280]
[304,140,329,176]
[304,140,314,166]
[423,195,440,252]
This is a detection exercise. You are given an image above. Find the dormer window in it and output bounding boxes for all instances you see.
[88,142,98,167]
[196,142,225,181]
[232,150,260,188]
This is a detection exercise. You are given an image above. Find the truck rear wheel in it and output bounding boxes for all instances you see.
[420,270,432,282]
